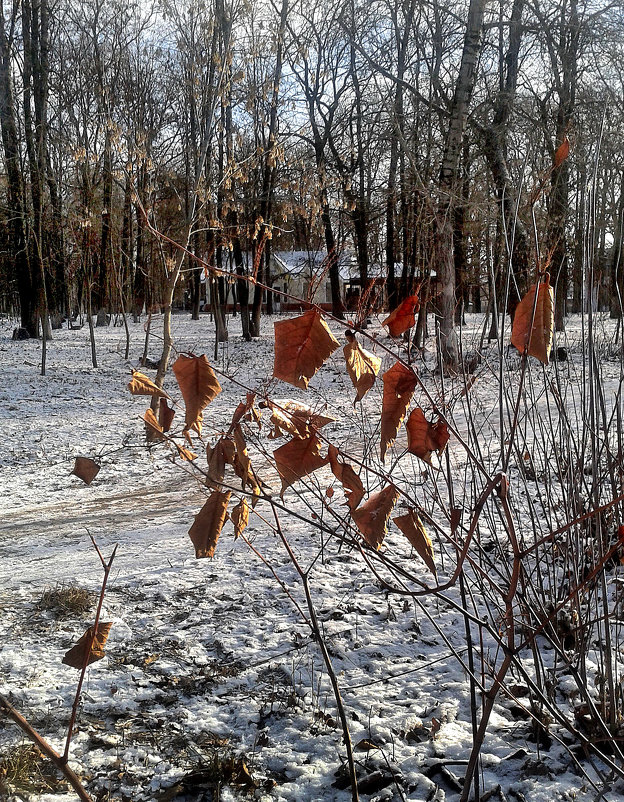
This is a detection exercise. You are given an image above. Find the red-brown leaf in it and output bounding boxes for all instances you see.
[144,408,164,441]
[231,498,249,539]
[127,370,169,398]
[328,444,365,511]
[343,333,381,403]
[273,310,340,389]
[510,276,554,364]
[382,293,419,337]
[188,490,232,558]
[72,457,100,485]
[172,354,222,436]
[352,484,400,550]
[380,362,418,460]
[405,408,449,464]
[553,137,570,169]
[267,400,336,439]
[273,434,328,497]
[206,437,236,488]
[394,509,437,578]
[159,398,175,432]
[62,622,113,669]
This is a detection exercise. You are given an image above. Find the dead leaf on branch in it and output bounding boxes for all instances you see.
[328,444,365,511]
[206,437,236,488]
[264,400,336,439]
[553,137,570,169]
[144,408,164,441]
[406,408,450,464]
[394,509,437,579]
[352,484,400,550]
[343,332,381,403]
[380,362,418,461]
[127,370,169,398]
[172,354,222,436]
[159,398,175,432]
[72,456,100,485]
[273,310,340,389]
[274,434,328,497]
[382,293,419,338]
[188,490,232,558]
[231,392,261,427]
[231,498,249,539]
[510,275,554,364]
[62,622,113,669]
[175,442,197,461]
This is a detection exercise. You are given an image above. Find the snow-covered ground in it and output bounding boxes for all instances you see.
[0,311,622,801]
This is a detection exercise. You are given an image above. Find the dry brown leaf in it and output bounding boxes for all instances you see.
[510,276,554,364]
[343,333,381,403]
[72,457,100,485]
[553,137,570,168]
[267,400,336,439]
[405,408,450,464]
[273,310,340,389]
[188,490,232,558]
[172,354,222,436]
[144,408,164,441]
[352,484,400,550]
[394,509,437,578]
[380,362,418,461]
[127,370,168,398]
[232,424,260,492]
[159,398,175,432]
[62,622,113,669]
[273,434,328,497]
[231,498,249,539]
[175,443,197,461]
[328,444,365,511]
[382,293,419,337]
[231,392,261,428]
[206,437,236,488]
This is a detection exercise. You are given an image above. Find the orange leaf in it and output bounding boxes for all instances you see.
[380,362,417,460]
[175,442,197,461]
[62,622,113,669]
[143,408,164,441]
[273,310,340,389]
[232,424,261,492]
[352,484,400,550]
[328,444,365,511]
[266,400,336,439]
[188,490,232,558]
[172,354,222,436]
[553,137,570,169]
[206,437,236,488]
[273,434,328,497]
[406,408,449,464]
[231,498,249,539]
[72,457,100,485]
[159,398,175,432]
[382,293,419,337]
[343,332,381,403]
[127,370,168,398]
[231,392,260,427]
[510,276,554,364]
[394,509,437,578]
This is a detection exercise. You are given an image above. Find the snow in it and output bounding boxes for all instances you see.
[1,311,623,801]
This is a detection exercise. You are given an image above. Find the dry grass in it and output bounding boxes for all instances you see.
[36,583,94,619]
[0,744,66,796]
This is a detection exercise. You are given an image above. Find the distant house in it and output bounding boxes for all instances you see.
[270,249,351,312]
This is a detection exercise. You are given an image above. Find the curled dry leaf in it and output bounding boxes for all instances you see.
[406,408,450,464]
[328,444,365,511]
[127,370,168,398]
[175,442,197,461]
[394,509,437,579]
[553,137,570,169]
[273,309,340,389]
[266,400,336,439]
[231,392,261,427]
[172,354,222,436]
[352,484,400,550]
[232,424,261,493]
[510,276,554,364]
[273,434,328,497]
[72,456,100,485]
[380,362,418,461]
[382,293,419,338]
[231,498,249,539]
[144,408,164,441]
[188,490,232,558]
[206,437,236,488]
[343,332,381,403]
[159,398,175,432]
[62,622,113,669]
